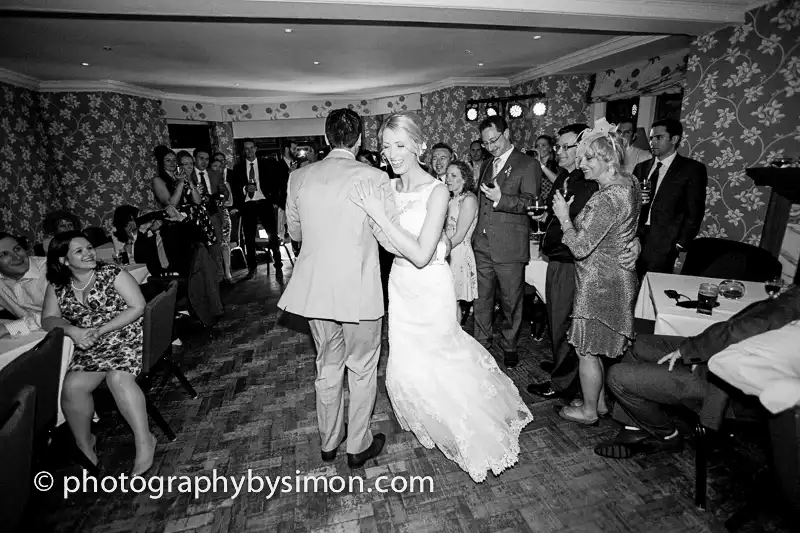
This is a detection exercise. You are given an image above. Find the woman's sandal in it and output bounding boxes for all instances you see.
[569,398,611,418]
[71,438,100,476]
[554,405,599,427]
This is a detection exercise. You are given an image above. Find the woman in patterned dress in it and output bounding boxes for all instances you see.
[551,120,641,426]
[42,231,155,476]
[152,146,217,247]
[444,161,478,323]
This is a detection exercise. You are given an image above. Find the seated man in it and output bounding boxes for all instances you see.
[596,284,800,458]
[0,232,48,338]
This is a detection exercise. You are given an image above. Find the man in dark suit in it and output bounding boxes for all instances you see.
[472,115,541,368]
[228,138,287,280]
[192,148,228,283]
[594,285,800,459]
[634,118,707,276]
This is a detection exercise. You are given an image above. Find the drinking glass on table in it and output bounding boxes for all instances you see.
[765,277,785,299]
[641,179,652,204]
[697,283,719,315]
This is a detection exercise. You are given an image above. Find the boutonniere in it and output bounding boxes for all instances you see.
[504,167,512,177]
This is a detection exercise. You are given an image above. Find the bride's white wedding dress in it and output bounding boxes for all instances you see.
[385,179,533,483]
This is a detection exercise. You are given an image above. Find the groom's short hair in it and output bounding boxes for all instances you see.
[326,108,362,149]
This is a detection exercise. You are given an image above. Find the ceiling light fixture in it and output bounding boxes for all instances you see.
[465,49,472,54]
[533,35,542,40]
[81,62,90,66]
[465,102,479,122]
[313,61,320,65]
[284,28,293,33]
[477,63,484,67]
[531,100,548,116]
[102,46,112,51]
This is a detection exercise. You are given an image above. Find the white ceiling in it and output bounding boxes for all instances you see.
[0,0,766,100]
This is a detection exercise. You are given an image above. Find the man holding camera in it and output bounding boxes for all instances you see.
[192,148,228,283]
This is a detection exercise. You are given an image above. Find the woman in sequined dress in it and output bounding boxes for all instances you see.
[551,120,641,426]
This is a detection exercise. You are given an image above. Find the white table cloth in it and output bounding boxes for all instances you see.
[122,263,150,284]
[634,272,768,337]
[525,241,548,303]
[0,330,75,426]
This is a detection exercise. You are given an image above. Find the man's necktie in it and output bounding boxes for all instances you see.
[493,158,503,179]
[198,171,207,195]
[640,161,662,226]
[248,163,255,199]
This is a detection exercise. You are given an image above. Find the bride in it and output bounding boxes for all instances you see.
[352,113,533,482]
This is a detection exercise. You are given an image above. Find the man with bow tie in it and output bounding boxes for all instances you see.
[472,115,541,368]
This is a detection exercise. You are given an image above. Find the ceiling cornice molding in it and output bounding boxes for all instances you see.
[37,79,168,99]
[0,67,39,91]
[416,77,511,93]
[509,35,670,85]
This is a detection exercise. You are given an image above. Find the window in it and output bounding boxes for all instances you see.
[605,97,640,125]
[655,91,684,121]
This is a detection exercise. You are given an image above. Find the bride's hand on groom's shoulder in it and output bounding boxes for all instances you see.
[351,179,387,220]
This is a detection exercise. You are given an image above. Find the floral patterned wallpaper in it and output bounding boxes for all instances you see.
[510,75,594,151]
[0,82,56,240]
[39,91,170,236]
[0,81,170,241]
[211,122,235,167]
[681,0,800,247]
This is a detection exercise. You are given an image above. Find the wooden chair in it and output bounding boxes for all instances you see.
[135,281,198,442]
[228,210,246,271]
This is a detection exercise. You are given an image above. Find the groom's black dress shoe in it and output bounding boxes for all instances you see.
[347,433,386,469]
[321,425,347,462]
[503,351,518,368]
[594,428,683,459]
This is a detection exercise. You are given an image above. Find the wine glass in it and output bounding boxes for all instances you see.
[765,277,784,299]
[528,197,547,239]
[641,179,652,204]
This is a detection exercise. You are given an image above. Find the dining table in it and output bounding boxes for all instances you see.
[634,272,769,337]
[0,329,75,426]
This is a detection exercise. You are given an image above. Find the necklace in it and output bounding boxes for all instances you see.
[71,271,95,292]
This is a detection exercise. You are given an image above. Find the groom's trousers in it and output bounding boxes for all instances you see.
[308,318,382,455]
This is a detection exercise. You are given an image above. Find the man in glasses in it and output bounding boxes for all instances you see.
[472,115,541,368]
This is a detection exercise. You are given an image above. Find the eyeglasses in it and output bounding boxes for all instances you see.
[481,134,503,147]
[554,143,578,152]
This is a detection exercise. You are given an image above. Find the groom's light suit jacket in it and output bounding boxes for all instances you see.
[278,149,398,323]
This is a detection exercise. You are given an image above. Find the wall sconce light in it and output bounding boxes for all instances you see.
[529,98,548,117]
[485,103,500,117]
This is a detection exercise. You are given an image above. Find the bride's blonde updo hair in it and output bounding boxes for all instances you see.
[378,112,426,157]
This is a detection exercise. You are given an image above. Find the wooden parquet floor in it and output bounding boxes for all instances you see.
[22,261,795,533]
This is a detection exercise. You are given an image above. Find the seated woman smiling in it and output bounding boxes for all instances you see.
[41,230,155,476]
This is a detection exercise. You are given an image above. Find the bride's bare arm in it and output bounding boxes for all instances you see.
[365,184,450,268]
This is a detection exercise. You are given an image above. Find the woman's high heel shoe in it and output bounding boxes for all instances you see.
[71,445,100,476]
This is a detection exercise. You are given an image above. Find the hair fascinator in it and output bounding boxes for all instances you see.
[576,118,619,159]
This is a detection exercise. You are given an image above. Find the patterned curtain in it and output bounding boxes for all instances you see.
[591,51,689,102]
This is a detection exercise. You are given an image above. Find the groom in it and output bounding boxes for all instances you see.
[278,108,398,469]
